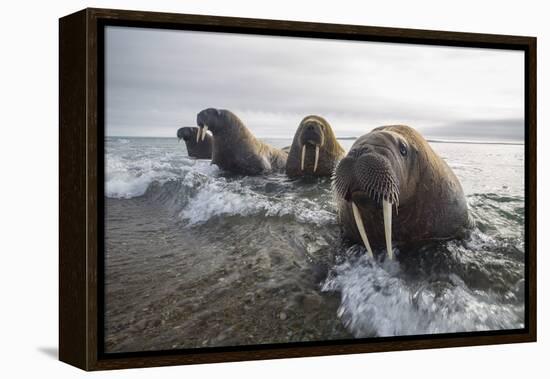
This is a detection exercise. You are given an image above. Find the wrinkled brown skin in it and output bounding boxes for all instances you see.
[196,108,288,175]
[177,127,212,159]
[286,115,346,178]
[334,125,472,250]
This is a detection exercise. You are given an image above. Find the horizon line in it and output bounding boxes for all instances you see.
[106,135,524,145]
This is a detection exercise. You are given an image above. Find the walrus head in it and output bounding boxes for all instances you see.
[295,116,329,173]
[293,115,344,173]
[177,127,198,142]
[333,125,422,260]
[196,108,245,142]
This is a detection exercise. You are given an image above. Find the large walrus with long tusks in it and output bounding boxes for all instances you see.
[285,115,346,178]
[177,127,212,159]
[196,108,288,175]
[332,125,473,260]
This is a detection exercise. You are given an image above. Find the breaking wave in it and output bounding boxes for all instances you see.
[106,148,336,225]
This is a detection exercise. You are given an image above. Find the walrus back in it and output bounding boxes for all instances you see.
[258,142,288,172]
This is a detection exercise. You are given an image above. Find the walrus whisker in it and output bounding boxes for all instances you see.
[314,145,320,173]
[392,191,400,215]
[352,202,374,258]
[383,199,393,260]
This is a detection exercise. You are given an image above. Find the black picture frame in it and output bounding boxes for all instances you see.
[59,8,537,371]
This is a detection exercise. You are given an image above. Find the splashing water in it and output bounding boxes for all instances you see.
[322,242,524,337]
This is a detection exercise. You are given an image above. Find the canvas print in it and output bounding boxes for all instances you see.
[103,26,525,353]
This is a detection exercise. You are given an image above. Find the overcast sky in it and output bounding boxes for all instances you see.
[105,26,524,141]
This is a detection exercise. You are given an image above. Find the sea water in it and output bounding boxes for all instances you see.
[104,137,525,352]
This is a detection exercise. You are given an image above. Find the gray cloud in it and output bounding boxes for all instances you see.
[105,26,524,141]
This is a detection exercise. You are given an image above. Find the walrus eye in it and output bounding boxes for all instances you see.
[399,142,408,156]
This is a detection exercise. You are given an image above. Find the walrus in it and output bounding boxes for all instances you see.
[196,108,288,175]
[177,127,212,159]
[285,116,346,177]
[332,125,472,260]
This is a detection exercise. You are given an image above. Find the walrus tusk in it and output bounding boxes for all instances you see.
[383,199,393,260]
[201,125,208,141]
[301,145,306,171]
[196,127,201,143]
[352,202,374,258]
[314,145,319,173]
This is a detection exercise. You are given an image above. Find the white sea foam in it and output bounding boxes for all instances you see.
[105,155,170,198]
[178,180,254,223]
[322,249,523,337]
[105,150,218,199]
[179,178,336,225]
[106,141,335,224]
[106,171,162,199]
